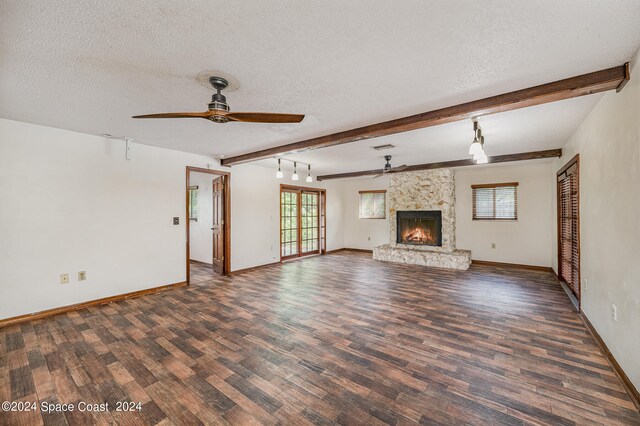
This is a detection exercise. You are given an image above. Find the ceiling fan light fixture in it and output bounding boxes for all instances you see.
[276,159,284,179]
[292,162,299,181]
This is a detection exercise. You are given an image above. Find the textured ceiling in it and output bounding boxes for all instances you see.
[1,1,639,175]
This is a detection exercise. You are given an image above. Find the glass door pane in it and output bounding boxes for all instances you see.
[301,192,319,254]
[281,191,298,257]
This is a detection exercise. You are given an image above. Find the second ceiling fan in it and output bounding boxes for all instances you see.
[132,76,305,124]
[373,155,408,178]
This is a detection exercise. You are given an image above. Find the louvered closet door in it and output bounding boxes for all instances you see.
[558,162,580,300]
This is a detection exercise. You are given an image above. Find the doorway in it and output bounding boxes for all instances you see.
[557,155,580,309]
[186,167,230,283]
[280,184,326,261]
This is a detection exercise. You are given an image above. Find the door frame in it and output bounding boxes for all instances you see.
[186,166,231,282]
[280,184,326,262]
[556,154,580,310]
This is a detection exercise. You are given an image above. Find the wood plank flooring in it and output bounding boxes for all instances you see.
[1,251,639,425]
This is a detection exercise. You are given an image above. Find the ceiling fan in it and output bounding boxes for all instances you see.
[132,76,305,124]
[373,155,408,178]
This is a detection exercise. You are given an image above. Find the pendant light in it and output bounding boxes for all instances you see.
[306,164,313,182]
[475,136,488,163]
[472,135,485,160]
[468,119,483,156]
[292,162,299,181]
[276,158,284,179]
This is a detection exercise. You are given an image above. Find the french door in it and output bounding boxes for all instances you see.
[557,155,580,305]
[280,185,326,260]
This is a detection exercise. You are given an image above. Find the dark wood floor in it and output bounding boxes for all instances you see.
[1,252,639,425]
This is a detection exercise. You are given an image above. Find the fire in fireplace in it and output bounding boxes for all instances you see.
[396,210,442,246]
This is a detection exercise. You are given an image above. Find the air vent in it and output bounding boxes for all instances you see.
[371,144,395,151]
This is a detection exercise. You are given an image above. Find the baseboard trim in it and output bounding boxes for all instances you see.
[326,248,346,254]
[0,281,188,329]
[189,259,213,268]
[581,312,640,411]
[230,261,281,276]
[326,248,374,254]
[471,259,553,273]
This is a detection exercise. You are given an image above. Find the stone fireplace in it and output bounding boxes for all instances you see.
[373,169,471,270]
[396,210,442,246]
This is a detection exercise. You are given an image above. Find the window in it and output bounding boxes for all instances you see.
[188,185,198,221]
[472,183,518,220]
[359,190,386,219]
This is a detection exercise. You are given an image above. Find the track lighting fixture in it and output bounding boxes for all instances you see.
[469,120,488,164]
[472,136,485,159]
[274,158,312,181]
[468,119,483,156]
[306,164,313,182]
[476,149,488,164]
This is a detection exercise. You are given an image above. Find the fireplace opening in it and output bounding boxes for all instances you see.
[396,211,442,246]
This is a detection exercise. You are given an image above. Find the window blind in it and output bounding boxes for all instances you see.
[472,183,518,220]
[558,161,580,300]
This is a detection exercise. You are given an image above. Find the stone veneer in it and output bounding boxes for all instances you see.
[374,244,471,270]
[373,169,471,270]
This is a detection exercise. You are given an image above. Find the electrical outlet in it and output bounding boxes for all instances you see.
[583,277,588,291]
[491,243,496,249]
[78,271,86,281]
[60,273,69,284]
[611,304,618,322]
[368,236,371,241]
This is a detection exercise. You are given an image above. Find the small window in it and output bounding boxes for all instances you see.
[359,190,386,219]
[189,185,198,221]
[472,183,518,220]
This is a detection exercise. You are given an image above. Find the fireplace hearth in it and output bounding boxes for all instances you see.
[396,210,442,246]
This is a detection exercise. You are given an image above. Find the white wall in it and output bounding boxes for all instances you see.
[230,166,344,271]
[456,162,554,266]
[342,176,390,250]
[0,118,344,319]
[551,48,640,390]
[188,172,213,264]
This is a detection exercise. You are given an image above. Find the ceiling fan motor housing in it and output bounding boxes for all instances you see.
[208,76,230,123]
[384,155,393,171]
[208,94,230,123]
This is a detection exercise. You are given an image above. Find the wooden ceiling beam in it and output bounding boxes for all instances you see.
[220,64,628,166]
[316,149,562,181]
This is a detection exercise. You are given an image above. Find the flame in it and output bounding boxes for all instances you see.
[402,226,435,244]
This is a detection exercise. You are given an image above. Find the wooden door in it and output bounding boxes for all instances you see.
[557,156,580,303]
[212,176,224,274]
